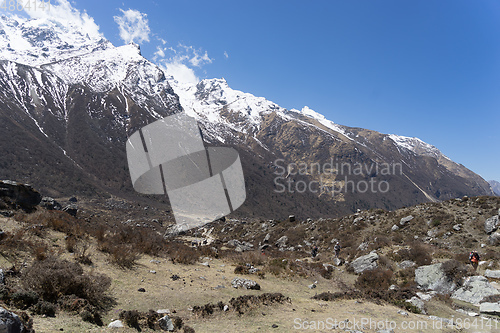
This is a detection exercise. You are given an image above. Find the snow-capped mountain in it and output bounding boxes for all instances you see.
[0,14,493,218]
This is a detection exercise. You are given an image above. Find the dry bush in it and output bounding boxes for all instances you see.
[228,251,265,267]
[441,259,470,287]
[355,268,393,292]
[165,242,200,265]
[266,258,289,276]
[65,235,78,253]
[21,256,113,311]
[395,267,416,288]
[109,244,140,269]
[453,251,471,264]
[0,229,32,252]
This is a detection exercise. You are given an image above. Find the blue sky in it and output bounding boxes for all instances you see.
[17,0,500,182]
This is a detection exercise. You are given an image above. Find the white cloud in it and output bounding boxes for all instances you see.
[114,9,150,44]
[154,46,165,59]
[160,61,199,85]
[22,0,101,38]
[224,51,229,59]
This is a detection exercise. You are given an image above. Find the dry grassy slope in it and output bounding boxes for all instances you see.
[0,216,479,333]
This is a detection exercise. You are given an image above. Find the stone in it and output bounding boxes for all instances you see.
[68,196,78,203]
[353,217,363,224]
[158,315,174,331]
[289,215,295,222]
[398,260,416,269]
[397,310,408,316]
[40,197,62,210]
[427,228,438,237]
[138,288,146,292]
[156,309,170,314]
[263,233,270,243]
[223,305,229,311]
[308,284,316,289]
[488,232,500,246]
[400,215,414,226]
[479,302,500,315]
[0,180,42,210]
[485,215,500,234]
[0,307,24,332]
[62,204,78,217]
[357,242,368,251]
[453,224,462,231]
[451,276,500,305]
[275,236,288,248]
[108,320,124,328]
[391,225,399,231]
[414,263,456,294]
[333,258,344,266]
[485,270,500,279]
[231,277,260,290]
[406,296,426,314]
[0,269,4,285]
[416,291,436,301]
[350,252,379,274]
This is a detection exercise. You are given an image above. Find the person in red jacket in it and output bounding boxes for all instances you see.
[469,250,480,271]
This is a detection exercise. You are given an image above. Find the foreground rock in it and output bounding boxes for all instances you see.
[414,263,456,294]
[108,320,124,328]
[451,276,500,305]
[0,180,41,210]
[480,302,500,315]
[484,270,500,279]
[158,315,174,331]
[231,277,261,290]
[485,215,500,234]
[350,251,379,274]
[0,307,25,332]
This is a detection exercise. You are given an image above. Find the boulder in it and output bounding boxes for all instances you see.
[485,270,500,279]
[263,233,270,243]
[350,252,379,274]
[62,204,78,217]
[108,320,124,328]
[275,236,288,248]
[227,240,253,252]
[400,215,414,226]
[452,224,462,231]
[0,180,41,210]
[231,277,260,290]
[391,225,399,231]
[0,307,24,332]
[479,302,500,315]
[485,215,500,234]
[158,315,174,331]
[414,263,456,294]
[289,215,296,222]
[333,258,344,266]
[40,197,62,210]
[451,276,500,305]
[488,232,500,246]
[398,260,416,269]
[406,296,426,314]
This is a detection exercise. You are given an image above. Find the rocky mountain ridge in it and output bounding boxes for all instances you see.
[0,14,494,219]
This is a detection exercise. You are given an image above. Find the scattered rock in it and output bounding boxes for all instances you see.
[275,236,288,248]
[489,232,500,246]
[333,258,344,266]
[485,270,500,279]
[40,197,62,210]
[427,228,438,237]
[391,225,399,231]
[414,263,456,294]
[150,270,156,274]
[263,233,270,243]
[453,224,462,231]
[0,269,4,285]
[308,284,316,289]
[357,242,368,251]
[397,310,408,316]
[398,260,416,269]
[479,302,500,315]
[289,215,295,222]
[227,240,254,252]
[406,296,426,314]
[223,305,229,312]
[0,307,24,332]
[156,309,170,315]
[138,288,146,292]
[68,196,78,203]
[400,215,414,226]
[451,276,500,305]
[62,204,78,217]
[485,215,500,234]
[108,320,124,328]
[350,252,379,274]
[158,315,174,331]
[231,277,260,290]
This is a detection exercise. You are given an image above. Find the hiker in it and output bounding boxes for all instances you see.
[311,246,318,258]
[469,250,480,271]
[334,242,341,258]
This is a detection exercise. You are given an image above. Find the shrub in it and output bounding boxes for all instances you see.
[11,290,39,310]
[441,259,470,286]
[119,310,141,330]
[21,256,113,311]
[355,268,393,292]
[31,301,56,317]
[110,244,140,269]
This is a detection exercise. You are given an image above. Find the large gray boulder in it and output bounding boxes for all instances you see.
[0,307,24,333]
[400,215,414,226]
[488,232,500,246]
[0,180,41,210]
[451,276,500,305]
[406,296,426,314]
[415,263,456,294]
[158,315,174,331]
[351,252,379,274]
[485,215,500,234]
[275,236,288,248]
[480,302,500,315]
[484,270,500,279]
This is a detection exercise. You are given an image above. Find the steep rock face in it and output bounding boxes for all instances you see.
[0,14,494,218]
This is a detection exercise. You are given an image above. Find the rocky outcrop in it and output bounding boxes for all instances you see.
[231,277,260,290]
[485,215,500,234]
[451,276,500,305]
[480,302,500,315]
[275,236,288,248]
[414,263,456,294]
[0,180,41,210]
[0,307,25,332]
[350,252,379,274]
[158,315,174,331]
[40,197,62,210]
[484,270,500,279]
